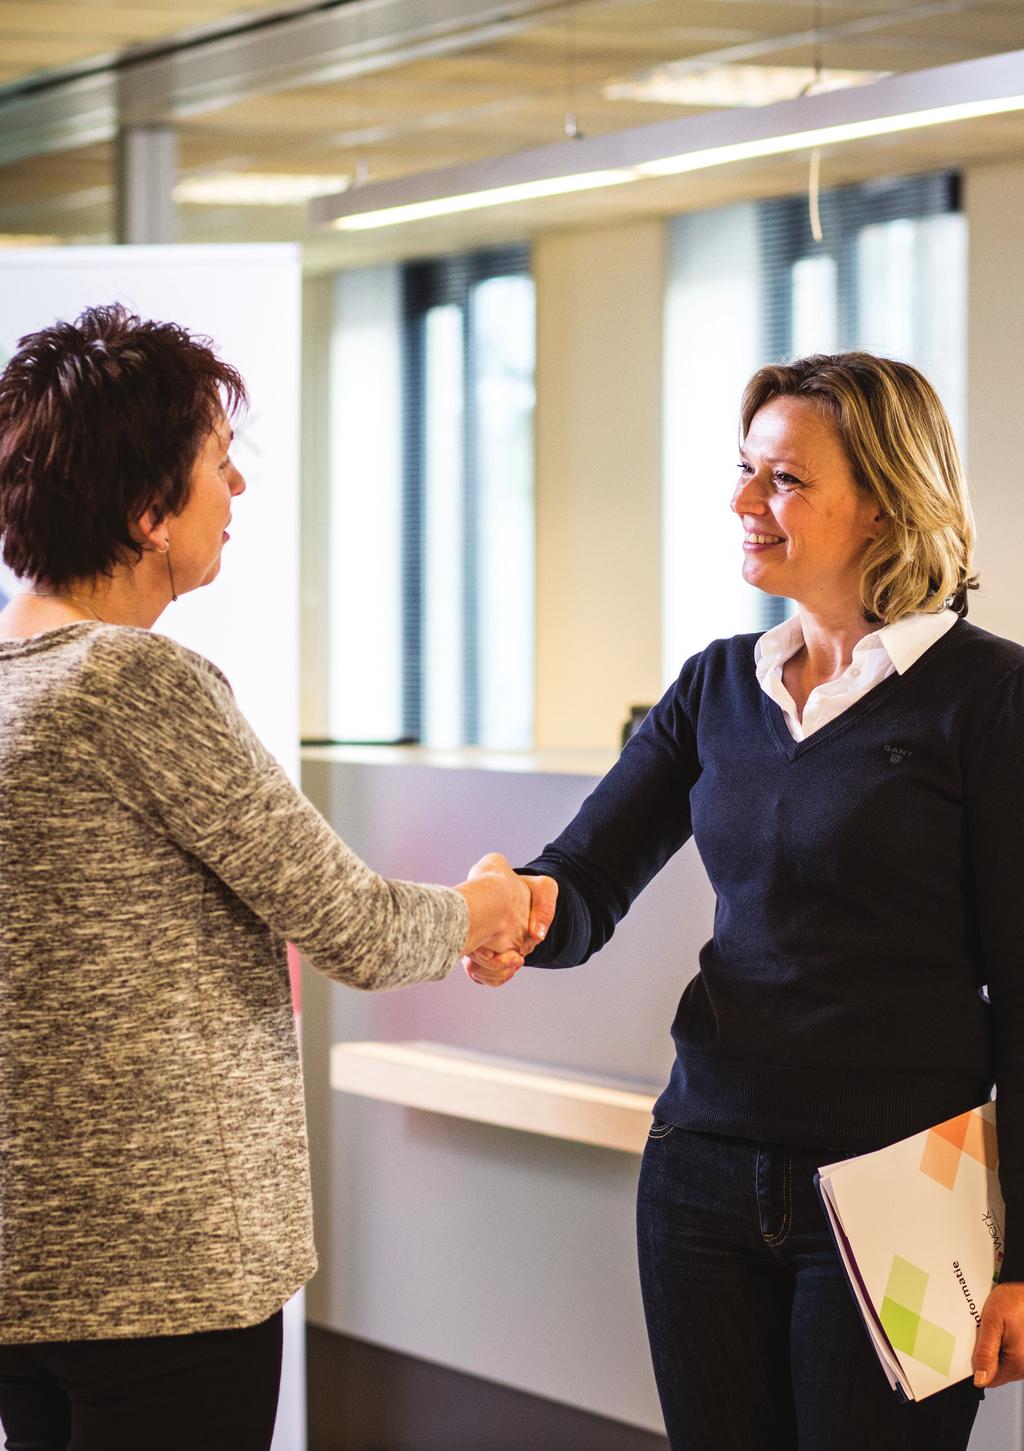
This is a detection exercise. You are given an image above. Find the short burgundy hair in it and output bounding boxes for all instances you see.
[0,302,247,586]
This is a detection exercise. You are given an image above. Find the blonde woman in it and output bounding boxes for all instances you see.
[471,353,1024,1449]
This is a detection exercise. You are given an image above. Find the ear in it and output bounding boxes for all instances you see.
[130,506,170,552]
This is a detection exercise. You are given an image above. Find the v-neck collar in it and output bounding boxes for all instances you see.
[757,617,964,761]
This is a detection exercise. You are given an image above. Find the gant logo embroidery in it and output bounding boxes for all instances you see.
[885,745,913,765]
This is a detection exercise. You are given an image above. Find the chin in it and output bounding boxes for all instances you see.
[743,563,784,597]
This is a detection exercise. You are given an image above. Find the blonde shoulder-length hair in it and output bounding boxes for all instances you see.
[740,352,977,624]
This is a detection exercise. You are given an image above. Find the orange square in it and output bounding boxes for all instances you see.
[932,1111,972,1150]
[920,1131,961,1189]
[963,1111,998,1170]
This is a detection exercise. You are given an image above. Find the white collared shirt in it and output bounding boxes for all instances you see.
[754,609,958,742]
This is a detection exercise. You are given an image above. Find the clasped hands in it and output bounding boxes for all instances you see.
[458,852,558,988]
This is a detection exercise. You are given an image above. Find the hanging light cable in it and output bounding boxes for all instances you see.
[808,1,825,242]
[565,5,582,141]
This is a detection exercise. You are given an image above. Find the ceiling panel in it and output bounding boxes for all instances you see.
[2,0,1024,251]
[0,1,311,85]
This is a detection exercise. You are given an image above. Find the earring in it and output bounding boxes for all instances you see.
[161,541,178,602]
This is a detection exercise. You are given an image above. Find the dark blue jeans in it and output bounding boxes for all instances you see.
[637,1124,983,1451]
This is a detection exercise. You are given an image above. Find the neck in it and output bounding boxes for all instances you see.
[26,561,172,631]
[794,603,877,676]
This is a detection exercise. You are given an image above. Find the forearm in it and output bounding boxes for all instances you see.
[85,640,469,990]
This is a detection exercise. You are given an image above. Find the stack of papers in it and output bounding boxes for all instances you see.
[817,1103,1004,1401]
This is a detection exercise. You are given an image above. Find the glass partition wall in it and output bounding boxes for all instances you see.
[327,246,535,749]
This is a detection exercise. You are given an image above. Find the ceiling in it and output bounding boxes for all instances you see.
[2,0,1024,267]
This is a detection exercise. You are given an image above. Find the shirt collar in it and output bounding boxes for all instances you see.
[754,608,957,675]
[875,608,958,674]
[753,615,804,671]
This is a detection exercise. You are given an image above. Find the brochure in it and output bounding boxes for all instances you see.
[817,1102,1004,1401]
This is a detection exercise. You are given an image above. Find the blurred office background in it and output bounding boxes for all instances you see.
[2,3,1024,1447]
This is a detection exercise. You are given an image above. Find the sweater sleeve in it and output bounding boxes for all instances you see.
[79,630,468,991]
[520,658,701,968]
[962,662,1024,1281]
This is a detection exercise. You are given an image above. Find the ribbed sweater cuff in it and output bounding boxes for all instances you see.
[1000,1205,1024,1282]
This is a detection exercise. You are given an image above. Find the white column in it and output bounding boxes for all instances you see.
[965,157,1024,1451]
[533,220,666,751]
[116,126,178,244]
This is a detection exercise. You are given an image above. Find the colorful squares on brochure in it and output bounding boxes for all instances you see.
[914,1319,956,1377]
[879,1256,955,1377]
[880,1298,922,1357]
[966,1111,998,1171]
[886,1255,927,1315]
[919,1131,962,1190]
[919,1108,999,1190]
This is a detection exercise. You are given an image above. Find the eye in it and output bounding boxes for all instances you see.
[773,471,802,489]
[736,461,753,475]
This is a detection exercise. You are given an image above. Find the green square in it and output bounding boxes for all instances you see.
[880,1297,920,1355]
[913,1318,955,1377]
[886,1255,928,1315]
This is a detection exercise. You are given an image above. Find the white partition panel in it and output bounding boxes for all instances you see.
[0,244,305,1451]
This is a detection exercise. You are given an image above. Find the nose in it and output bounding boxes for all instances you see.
[731,468,768,517]
[229,462,246,497]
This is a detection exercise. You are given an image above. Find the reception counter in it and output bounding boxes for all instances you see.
[300,745,710,1445]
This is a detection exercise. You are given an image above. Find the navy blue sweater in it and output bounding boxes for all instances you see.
[522,620,1024,1279]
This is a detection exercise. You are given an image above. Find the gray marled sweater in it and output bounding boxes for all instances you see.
[0,622,468,1343]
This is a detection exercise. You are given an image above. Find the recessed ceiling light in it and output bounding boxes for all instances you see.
[605,63,888,110]
[175,173,351,206]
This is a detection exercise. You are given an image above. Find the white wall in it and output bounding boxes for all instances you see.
[0,244,301,772]
[300,275,332,741]
[963,157,1024,1449]
[533,220,666,750]
[965,160,1024,646]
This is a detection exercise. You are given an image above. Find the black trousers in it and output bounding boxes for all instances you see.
[0,1310,283,1451]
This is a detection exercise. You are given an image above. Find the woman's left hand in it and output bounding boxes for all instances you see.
[974,1283,1024,1386]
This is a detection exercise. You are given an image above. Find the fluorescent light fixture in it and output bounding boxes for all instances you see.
[176,172,351,206]
[636,94,1024,179]
[310,47,1024,233]
[604,62,887,110]
[332,169,635,231]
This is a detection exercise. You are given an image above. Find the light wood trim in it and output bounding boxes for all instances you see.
[330,1039,658,1153]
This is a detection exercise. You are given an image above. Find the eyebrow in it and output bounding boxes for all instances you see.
[739,447,808,469]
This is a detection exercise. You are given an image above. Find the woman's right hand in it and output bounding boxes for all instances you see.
[455,853,558,988]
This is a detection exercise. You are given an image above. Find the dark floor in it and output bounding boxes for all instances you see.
[306,1324,669,1451]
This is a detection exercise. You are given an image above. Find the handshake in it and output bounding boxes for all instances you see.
[456,852,558,990]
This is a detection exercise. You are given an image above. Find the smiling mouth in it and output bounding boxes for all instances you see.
[744,531,785,546]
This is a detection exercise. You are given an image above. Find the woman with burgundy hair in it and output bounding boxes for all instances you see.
[0,303,552,1451]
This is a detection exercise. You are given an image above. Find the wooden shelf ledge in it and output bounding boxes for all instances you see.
[330,1040,658,1154]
